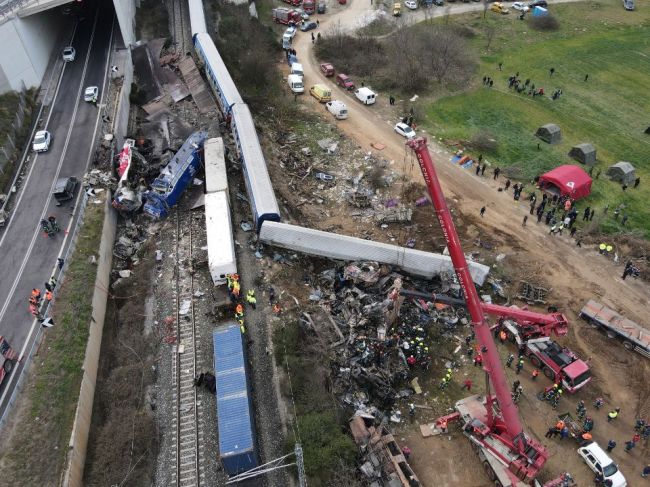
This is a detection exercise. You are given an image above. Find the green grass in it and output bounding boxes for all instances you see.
[422,0,650,236]
[1,197,106,485]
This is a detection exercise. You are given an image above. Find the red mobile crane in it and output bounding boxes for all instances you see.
[399,289,592,393]
[407,138,548,486]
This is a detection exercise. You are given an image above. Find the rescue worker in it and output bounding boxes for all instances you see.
[272,303,281,314]
[606,439,616,452]
[238,318,245,334]
[31,288,41,301]
[232,280,241,299]
[29,296,39,306]
[29,303,39,316]
[607,408,620,422]
[580,432,593,445]
[599,243,607,254]
[439,418,448,433]
[516,357,524,374]
[246,289,257,309]
[463,379,472,391]
[226,274,233,289]
[235,303,244,317]
[506,353,514,367]
[49,277,57,289]
[45,290,53,302]
[474,353,483,367]
[532,369,539,380]
[583,417,594,432]
[499,330,507,343]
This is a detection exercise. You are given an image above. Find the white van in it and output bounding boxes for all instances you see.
[290,62,304,78]
[288,74,304,94]
[326,100,348,120]
[577,442,627,487]
[282,33,292,50]
[355,87,376,105]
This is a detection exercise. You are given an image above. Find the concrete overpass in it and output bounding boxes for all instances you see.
[0,0,135,94]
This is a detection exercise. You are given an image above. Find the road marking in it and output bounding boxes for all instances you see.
[0,22,79,250]
[0,9,100,332]
[86,13,116,171]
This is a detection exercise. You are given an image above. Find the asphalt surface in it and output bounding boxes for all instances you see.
[0,0,113,394]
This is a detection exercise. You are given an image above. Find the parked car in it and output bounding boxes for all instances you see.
[300,21,318,31]
[490,2,510,13]
[405,0,418,9]
[53,176,78,204]
[512,2,529,10]
[84,86,99,102]
[394,122,416,139]
[623,0,634,10]
[336,73,355,91]
[285,26,297,39]
[527,0,547,7]
[32,130,51,153]
[320,63,335,77]
[577,443,627,487]
[393,2,402,15]
[62,46,76,62]
[433,0,444,5]
[317,1,327,12]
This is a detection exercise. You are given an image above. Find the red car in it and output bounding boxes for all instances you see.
[336,73,355,90]
[320,63,335,77]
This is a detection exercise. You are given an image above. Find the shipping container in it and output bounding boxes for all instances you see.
[213,324,259,475]
[205,193,237,285]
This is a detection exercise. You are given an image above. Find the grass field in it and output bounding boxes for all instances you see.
[421,0,650,236]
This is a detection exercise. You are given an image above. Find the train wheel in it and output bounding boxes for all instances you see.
[623,341,634,351]
[530,355,542,367]
[483,461,497,481]
[543,367,555,380]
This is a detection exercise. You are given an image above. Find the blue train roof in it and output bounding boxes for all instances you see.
[213,324,255,456]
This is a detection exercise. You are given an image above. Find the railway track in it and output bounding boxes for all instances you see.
[170,210,205,487]
[170,0,190,55]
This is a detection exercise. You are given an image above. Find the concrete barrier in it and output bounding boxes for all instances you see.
[61,195,117,487]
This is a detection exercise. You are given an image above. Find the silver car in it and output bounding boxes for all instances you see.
[62,46,76,62]
[84,86,99,102]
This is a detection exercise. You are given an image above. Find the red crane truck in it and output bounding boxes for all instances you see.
[272,7,302,25]
[400,291,592,393]
[0,336,18,387]
[406,137,549,486]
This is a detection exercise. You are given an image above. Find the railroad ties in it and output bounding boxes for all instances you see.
[170,210,206,487]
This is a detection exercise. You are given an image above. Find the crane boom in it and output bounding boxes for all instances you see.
[399,289,569,337]
[407,138,548,481]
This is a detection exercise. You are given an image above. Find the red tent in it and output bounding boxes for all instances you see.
[538,165,592,200]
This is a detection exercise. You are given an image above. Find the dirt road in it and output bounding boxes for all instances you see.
[291,2,650,485]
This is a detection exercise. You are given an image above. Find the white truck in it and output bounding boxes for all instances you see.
[290,62,304,78]
[579,299,650,358]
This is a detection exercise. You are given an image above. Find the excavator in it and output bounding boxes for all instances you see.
[406,138,551,486]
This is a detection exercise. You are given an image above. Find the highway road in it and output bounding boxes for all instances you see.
[0,0,114,398]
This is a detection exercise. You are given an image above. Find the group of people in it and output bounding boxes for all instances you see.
[226,273,257,333]
[27,277,57,319]
[507,73,546,98]
[40,215,60,237]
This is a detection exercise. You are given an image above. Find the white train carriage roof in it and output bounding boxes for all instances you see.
[204,138,228,194]
[231,103,280,218]
[205,192,237,284]
[188,0,208,36]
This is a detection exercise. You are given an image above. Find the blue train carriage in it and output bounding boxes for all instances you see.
[230,103,281,230]
[193,32,243,113]
[213,323,259,475]
[143,131,208,218]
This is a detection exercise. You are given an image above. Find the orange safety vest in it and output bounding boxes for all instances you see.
[499,331,507,341]
[532,369,539,377]
[235,304,244,314]
[555,420,565,430]
[31,289,41,298]
[273,304,281,314]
